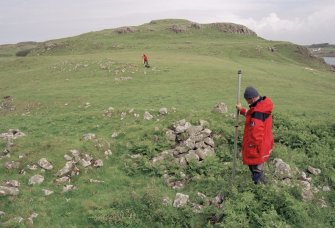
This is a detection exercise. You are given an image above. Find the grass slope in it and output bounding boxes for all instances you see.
[0,19,334,227]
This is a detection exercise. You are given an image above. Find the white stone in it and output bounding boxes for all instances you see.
[173,193,189,207]
[42,189,54,196]
[29,174,44,185]
[38,158,53,170]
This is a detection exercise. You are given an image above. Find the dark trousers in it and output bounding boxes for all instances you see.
[248,163,264,184]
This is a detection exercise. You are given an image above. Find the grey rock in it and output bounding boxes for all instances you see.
[55,176,70,185]
[159,107,168,115]
[82,133,96,141]
[144,111,153,120]
[29,174,44,185]
[42,189,54,196]
[213,102,228,113]
[4,180,20,188]
[173,193,189,208]
[272,158,292,179]
[4,161,20,169]
[307,166,321,175]
[56,161,74,177]
[38,158,53,170]
[0,186,19,196]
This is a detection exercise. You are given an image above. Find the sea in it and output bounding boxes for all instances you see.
[323,57,335,65]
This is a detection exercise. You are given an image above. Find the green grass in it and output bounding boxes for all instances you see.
[0,19,334,227]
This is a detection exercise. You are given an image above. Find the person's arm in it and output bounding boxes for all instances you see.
[236,104,247,116]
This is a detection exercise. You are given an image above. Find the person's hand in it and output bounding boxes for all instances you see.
[236,103,243,111]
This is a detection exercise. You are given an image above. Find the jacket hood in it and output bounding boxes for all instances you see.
[253,96,273,114]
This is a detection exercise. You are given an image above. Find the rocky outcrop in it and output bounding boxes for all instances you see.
[206,23,257,35]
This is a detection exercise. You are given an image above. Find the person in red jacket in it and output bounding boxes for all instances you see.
[236,86,274,184]
[143,54,149,67]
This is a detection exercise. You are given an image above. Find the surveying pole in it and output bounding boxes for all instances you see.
[232,70,242,181]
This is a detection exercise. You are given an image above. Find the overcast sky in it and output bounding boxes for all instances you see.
[1,0,334,45]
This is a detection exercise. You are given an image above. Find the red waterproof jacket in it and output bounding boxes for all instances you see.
[240,97,274,165]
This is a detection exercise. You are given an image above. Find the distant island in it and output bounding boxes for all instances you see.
[306,43,335,57]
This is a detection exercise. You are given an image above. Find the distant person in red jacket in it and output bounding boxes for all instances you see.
[236,86,274,184]
[143,54,150,68]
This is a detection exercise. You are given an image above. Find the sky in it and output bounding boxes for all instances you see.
[1,0,334,45]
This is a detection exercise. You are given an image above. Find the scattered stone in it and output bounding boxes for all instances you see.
[144,111,153,120]
[173,193,189,208]
[300,180,314,201]
[29,174,44,185]
[92,159,103,167]
[212,102,228,113]
[82,133,96,141]
[300,171,312,182]
[27,212,38,224]
[120,112,127,120]
[322,186,331,192]
[319,198,328,208]
[27,164,38,170]
[104,149,112,158]
[104,107,114,117]
[4,161,20,169]
[4,180,20,188]
[152,150,174,163]
[89,179,105,183]
[55,176,70,185]
[42,189,54,196]
[174,119,192,134]
[0,185,19,196]
[64,154,73,161]
[272,158,292,179]
[111,132,119,138]
[84,102,91,108]
[0,211,5,216]
[62,185,77,193]
[307,166,321,175]
[80,158,92,167]
[56,161,74,177]
[131,154,142,159]
[165,129,176,142]
[38,158,53,170]
[199,119,209,128]
[211,194,224,207]
[0,129,25,140]
[70,149,81,162]
[191,203,204,213]
[162,197,173,206]
[159,107,168,115]
[170,180,185,190]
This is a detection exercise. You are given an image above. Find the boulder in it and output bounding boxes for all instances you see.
[272,158,292,179]
[38,158,53,170]
[56,161,74,177]
[159,107,168,115]
[213,102,228,113]
[144,111,153,120]
[0,186,19,196]
[4,161,20,169]
[173,193,189,207]
[42,189,54,196]
[29,174,44,185]
[307,166,321,175]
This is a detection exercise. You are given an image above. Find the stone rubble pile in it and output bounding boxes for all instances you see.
[153,119,215,165]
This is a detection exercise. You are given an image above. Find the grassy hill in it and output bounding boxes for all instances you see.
[0,19,334,227]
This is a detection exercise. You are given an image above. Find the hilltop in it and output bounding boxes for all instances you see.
[0,19,334,227]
